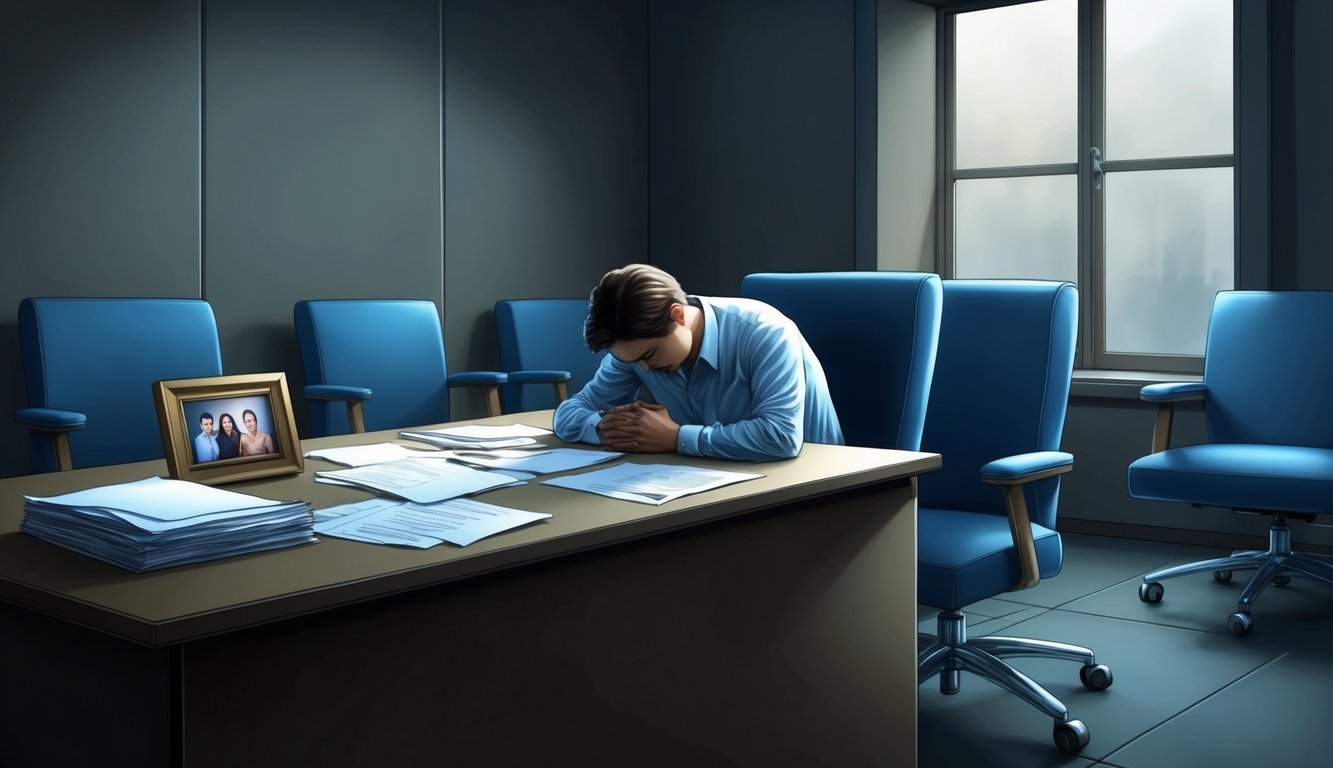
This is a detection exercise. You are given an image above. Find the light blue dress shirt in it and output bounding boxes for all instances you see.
[554,296,844,461]
[194,431,219,462]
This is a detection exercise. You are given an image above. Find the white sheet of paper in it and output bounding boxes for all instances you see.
[305,443,433,467]
[541,463,763,505]
[428,424,552,439]
[24,476,290,521]
[448,448,624,475]
[314,498,552,547]
[313,458,521,503]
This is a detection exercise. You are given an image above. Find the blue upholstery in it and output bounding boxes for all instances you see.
[494,299,602,413]
[917,281,1107,755]
[16,297,223,472]
[294,300,507,436]
[739,271,942,451]
[1127,291,1333,635]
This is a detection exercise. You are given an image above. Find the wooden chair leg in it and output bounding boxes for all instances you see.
[554,381,569,403]
[484,386,502,418]
[346,401,367,433]
[52,433,73,472]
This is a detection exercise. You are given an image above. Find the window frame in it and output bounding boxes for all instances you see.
[936,0,1266,375]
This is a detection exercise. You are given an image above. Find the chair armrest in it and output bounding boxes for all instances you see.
[507,369,571,385]
[16,407,87,432]
[509,369,574,406]
[979,451,1073,485]
[304,385,373,434]
[16,408,86,471]
[981,451,1074,592]
[446,371,509,417]
[304,384,373,402]
[1139,383,1206,455]
[1139,382,1206,402]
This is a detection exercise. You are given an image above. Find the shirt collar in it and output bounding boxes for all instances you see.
[690,296,719,372]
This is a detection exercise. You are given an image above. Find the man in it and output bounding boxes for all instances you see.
[554,263,843,461]
[193,412,219,463]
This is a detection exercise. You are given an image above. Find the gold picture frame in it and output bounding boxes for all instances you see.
[153,373,304,485]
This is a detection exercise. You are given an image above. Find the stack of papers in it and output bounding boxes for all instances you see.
[398,423,551,451]
[314,498,551,548]
[21,476,314,572]
[314,457,523,503]
[542,463,763,505]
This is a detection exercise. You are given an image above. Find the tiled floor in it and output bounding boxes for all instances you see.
[917,533,1333,767]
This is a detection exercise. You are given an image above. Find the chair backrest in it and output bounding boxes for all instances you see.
[294,299,452,436]
[19,297,224,472]
[494,298,604,413]
[740,271,942,451]
[1203,291,1333,448]
[917,280,1078,530]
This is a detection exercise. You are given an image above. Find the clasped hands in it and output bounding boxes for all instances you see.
[597,401,680,453]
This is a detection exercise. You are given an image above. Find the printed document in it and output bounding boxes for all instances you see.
[314,498,551,547]
[314,458,522,503]
[541,463,763,505]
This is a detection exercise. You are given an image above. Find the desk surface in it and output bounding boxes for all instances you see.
[0,411,939,648]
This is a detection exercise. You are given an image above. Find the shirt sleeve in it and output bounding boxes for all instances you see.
[680,318,806,461]
[553,354,644,445]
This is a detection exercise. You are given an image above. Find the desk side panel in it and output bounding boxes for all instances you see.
[180,480,917,767]
[0,601,175,767]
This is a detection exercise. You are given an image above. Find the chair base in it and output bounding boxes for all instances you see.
[1140,519,1333,634]
[918,609,1110,754]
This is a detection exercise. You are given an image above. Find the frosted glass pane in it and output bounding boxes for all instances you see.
[1104,168,1234,356]
[1107,0,1233,160]
[955,0,1076,169]
[955,176,1077,283]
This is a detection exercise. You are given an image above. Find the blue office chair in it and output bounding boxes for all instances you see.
[494,298,602,413]
[16,297,224,472]
[916,280,1110,755]
[739,271,942,450]
[294,299,508,437]
[1129,291,1333,636]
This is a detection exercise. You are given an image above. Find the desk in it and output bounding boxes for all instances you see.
[0,411,939,767]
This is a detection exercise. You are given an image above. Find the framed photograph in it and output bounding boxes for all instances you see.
[153,372,304,485]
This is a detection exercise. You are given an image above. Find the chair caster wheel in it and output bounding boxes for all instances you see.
[1273,575,1291,587]
[1138,581,1164,603]
[1213,570,1232,583]
[1079,663,1113,691]
[1229,612,1253,636]
[1054,719,1090,755]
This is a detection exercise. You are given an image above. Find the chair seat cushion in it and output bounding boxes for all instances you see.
[918,507,1063,611]
[1129,444,1333,515]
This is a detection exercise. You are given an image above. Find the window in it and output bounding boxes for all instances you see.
[941,0,1235,373]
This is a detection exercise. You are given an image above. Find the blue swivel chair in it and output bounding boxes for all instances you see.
[494,299,602,413]
[1129,290,1333,636]
[739,271,942,450]
[294,300,508,437]
[916,281,1111,755]
[16,297,224,472]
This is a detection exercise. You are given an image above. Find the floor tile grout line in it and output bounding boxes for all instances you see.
[1097,651,1290,764]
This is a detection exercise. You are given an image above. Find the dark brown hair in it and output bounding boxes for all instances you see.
[584,263,687,352]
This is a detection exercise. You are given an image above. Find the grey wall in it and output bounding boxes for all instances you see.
[0,0,201,476]
[648,0,864,295]
[0,0,650,476]
[443,0,647,415]
[877,0,935,272]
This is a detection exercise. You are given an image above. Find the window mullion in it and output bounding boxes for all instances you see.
[1082,0,1105,369]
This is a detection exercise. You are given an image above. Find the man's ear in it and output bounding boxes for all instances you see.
[670,303,687,326]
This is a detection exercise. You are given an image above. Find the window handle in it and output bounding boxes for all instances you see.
[1089,146,1104,190]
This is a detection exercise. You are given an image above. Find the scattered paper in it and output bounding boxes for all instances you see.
[541,463,763,505]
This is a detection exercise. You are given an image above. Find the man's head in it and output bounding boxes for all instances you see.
[199,412,214,436]
[585,264,694,373]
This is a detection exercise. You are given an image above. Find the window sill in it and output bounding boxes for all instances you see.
[1070,369,1203,400]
